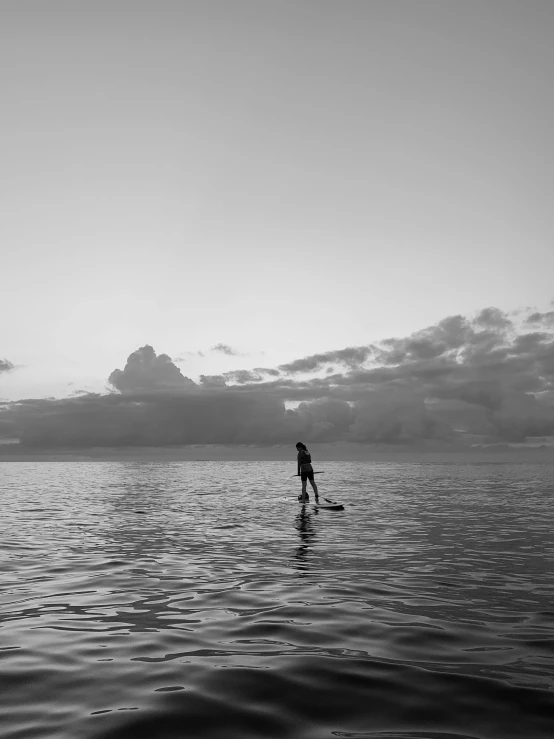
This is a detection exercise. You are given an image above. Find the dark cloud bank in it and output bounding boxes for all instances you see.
[2,307,554,451]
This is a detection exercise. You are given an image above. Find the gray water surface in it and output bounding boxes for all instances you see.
[1,460,554,739]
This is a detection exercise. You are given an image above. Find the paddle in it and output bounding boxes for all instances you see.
[292,472,324,477]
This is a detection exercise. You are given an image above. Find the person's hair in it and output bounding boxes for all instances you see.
[296,442,307,451]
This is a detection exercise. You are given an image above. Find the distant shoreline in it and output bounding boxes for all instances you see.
[0,442,552,463]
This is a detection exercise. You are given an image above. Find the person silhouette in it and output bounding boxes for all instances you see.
[296,441,319,504]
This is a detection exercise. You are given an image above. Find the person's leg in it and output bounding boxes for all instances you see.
[300,472,309,502]
[309,476,319,500]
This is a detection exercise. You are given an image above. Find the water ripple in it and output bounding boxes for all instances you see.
[1,460,554,738]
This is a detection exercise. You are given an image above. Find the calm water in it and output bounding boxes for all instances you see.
[1,460,554,739]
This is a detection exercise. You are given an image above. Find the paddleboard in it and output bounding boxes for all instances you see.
[298,499,344,511]
[314,501,344,511]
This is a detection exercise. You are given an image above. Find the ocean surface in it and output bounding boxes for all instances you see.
[1,460,554,739]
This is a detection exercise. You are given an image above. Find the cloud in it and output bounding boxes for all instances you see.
[199,369,281,386]
[349,392,441,444]
[199,374,227,388]
[525,311,554,327]
[254,367,281,377]
[209,304,554,442]
[7,390,303,447]
[175,344,253,361]
[173,350,205,362]
[3,302,554,448]
[109,346,196,393]
[211,343,242,356]
[224,369,261,383]
[0,359,15,373]
[223,367,281,384]
[473,307,513,330]
[279,346,373,374]
[491,393,554,442]
[295,398,354,442]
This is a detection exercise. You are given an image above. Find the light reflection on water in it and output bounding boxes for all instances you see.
[1,460,554,739]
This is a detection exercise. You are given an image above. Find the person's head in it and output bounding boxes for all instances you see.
[296,442,307,451]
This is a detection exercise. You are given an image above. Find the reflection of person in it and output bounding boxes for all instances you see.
[296,441,319,503]
[294,507,315,566]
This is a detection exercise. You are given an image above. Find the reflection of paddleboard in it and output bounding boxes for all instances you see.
[298,498,344,511]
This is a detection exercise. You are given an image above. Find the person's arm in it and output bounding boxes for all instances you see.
[297,451,300,476]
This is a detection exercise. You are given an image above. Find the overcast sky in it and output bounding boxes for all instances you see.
[2,0,554,401]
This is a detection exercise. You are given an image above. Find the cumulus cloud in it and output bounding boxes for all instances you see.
[473,307,513,330]
[0,358,15,373]
[109,345,196,393]
[211,304,554,442]
[3,302,554,448]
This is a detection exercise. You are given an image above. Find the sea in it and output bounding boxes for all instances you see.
[1,460,554,739]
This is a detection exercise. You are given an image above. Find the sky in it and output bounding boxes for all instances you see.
[1,1,554,448]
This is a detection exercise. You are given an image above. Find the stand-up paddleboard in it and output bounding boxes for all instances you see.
[298,497,344,511]
[314,500,344,511]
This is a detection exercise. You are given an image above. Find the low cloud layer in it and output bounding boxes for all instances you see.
[2,304,554,447]
[6,391,299,447]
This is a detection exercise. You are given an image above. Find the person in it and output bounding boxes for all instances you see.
[296,441,319,503]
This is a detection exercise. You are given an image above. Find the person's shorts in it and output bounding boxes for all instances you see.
[300,467,314,482]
